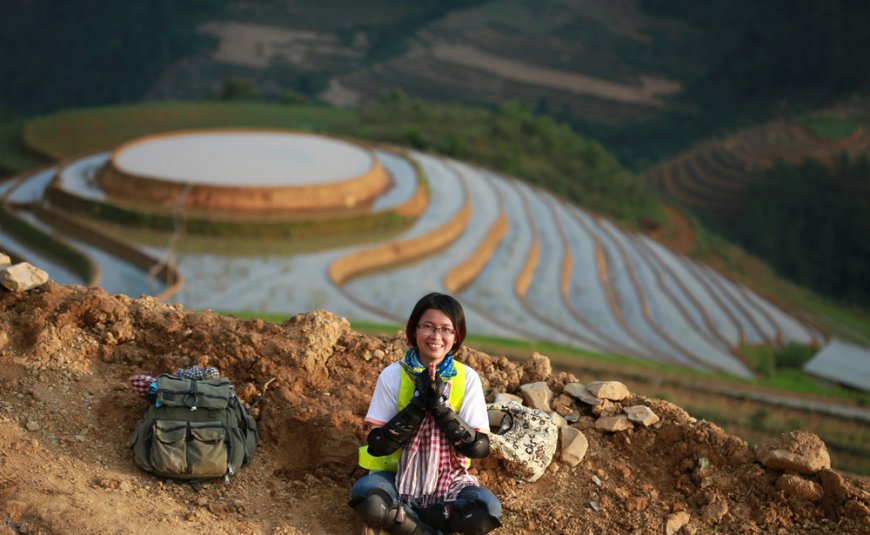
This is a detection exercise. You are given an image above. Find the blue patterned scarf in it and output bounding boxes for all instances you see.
[400,348,457,381]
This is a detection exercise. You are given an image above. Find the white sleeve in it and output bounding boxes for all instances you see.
[458,366,490,433]
[364,362,402,427]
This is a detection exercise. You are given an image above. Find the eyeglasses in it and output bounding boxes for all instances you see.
[417,322,456,337]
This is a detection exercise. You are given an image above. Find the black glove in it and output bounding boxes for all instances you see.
[366,402,427,456]
[413,371,448,411]
[431,399,491,459]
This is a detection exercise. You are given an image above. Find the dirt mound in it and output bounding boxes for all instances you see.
[0,283,867,534]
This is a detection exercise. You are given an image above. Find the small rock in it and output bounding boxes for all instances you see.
[623,405,660,426]
[3,499,27,522]
[493,392,523,404]
[776,473,823,502]
[756,431,830,474]
[589,501,600,512]
[548,411,568,428]
[519,381,553,411]
[563,383,602,406]
[0,262,49,292]
[96,478,120,490]
[591,399,618,417]
[586,381,630,401]
[521,352,552,383]
[560,427,589,467]
[626,496,648,512]
[844,499,869,518]
[552,393,576,416]
[196,496,209,507]
[27,387,46,402]
[0,253,11,267]
[119,481,132,492]
[702,498,729,523]
[818,469,847,505]
[25,420,39,432]
[665,511,691,535]
[595,415,632,432]
[590,474,602,486]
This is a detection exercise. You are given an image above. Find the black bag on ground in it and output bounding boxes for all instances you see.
[129,374,258,481]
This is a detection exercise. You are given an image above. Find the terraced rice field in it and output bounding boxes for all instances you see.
[645,121,870,223]
[1,145,829,379]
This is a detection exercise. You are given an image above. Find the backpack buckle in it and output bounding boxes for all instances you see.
[183,392,198,410]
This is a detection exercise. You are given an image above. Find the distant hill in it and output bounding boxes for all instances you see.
[3,0,869,168]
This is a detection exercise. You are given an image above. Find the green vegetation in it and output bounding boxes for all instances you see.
[641,0,870,105]
[797,116,860,139]
[0,0,225,115]
[0,121,50,177]
[576,0,870,169]
[22,102,353,161]
[339,93,665,227]
[740,342,818,380]
[738,154,870,307]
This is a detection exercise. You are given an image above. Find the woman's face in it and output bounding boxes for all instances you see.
[415,308,456,367]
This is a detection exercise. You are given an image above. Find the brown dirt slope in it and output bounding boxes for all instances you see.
[0,283,867,534]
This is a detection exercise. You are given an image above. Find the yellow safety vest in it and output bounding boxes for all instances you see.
[358,362,467,472]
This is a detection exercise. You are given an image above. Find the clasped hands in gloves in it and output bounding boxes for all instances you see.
[411,371,449,415]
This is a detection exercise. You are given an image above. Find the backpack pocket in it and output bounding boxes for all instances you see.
[150,420,228,478]
[188,423,228,477]
[151,420,189,476]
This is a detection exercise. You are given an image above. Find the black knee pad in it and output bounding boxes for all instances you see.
[450,502,501,535]
[352,489,393,527]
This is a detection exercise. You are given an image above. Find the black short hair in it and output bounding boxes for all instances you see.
[405,292,467,353]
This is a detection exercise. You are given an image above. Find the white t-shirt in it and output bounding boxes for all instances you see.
[365,361,490,433]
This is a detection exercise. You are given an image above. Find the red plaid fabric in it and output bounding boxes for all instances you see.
[129,375,157,398]
[395,414,479,508]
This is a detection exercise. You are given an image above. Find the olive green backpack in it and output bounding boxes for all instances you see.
[129,374,258,482]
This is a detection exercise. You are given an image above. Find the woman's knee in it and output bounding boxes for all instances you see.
[456,485,501,518]
[451,486,502,534]
[349,471,398,503]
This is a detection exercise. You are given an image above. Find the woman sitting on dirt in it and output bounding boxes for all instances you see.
[349,292,501,534]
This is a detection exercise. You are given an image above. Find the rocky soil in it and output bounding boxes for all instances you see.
[0,283,868,534]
